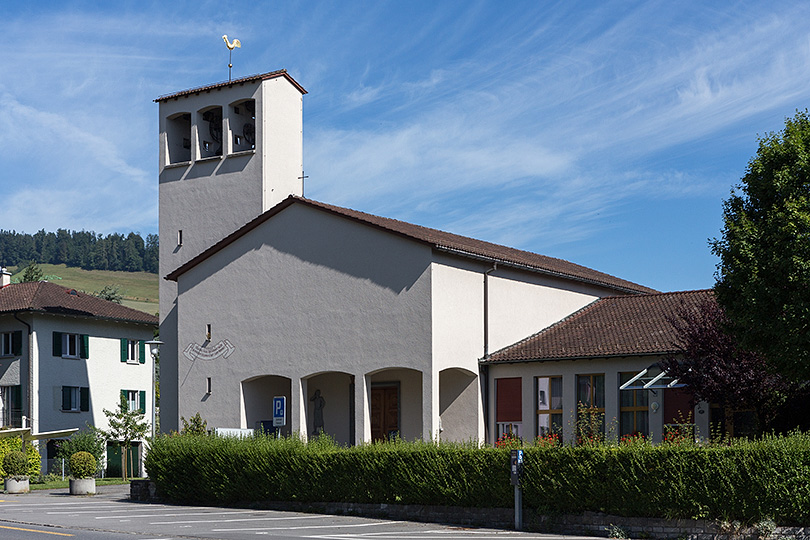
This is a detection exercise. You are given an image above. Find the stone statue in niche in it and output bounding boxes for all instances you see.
[310,389,325,435]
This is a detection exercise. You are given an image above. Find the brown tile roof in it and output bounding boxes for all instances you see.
[165,196,657,294]
[483,289,712,363]
[154,69,307,102]
[0,281,158,326]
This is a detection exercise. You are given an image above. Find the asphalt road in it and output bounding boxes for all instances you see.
[0,484,602,540]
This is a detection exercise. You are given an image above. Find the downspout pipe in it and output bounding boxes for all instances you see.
[483,262,497,358]
[481,263,497,444]
[13,312,32,433]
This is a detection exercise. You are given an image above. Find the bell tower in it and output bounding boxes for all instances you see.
[156,69,306,432]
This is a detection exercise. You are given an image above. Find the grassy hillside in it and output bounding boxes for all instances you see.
[8,264,158,315]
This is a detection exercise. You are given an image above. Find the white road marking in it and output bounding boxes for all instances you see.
[96,509,261,519]
[150,515,315,525]
[215,521,403,533]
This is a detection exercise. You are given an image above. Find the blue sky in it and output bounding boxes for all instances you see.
[2,1,809,292]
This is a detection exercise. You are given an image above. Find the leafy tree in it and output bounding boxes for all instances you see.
[95,396,150,481]
[711,110,810,380]
[660,297,794,433]
[93,284,123,304]
[180,412,208,435]
[55,428,106,476]
[19,261,43,282]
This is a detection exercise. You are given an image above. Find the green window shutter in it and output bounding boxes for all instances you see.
[61,386,70,411]
[139,340,146,364]
[53,332,63,357]
[120,339,128,362]
[80,334,89,359]
[139,390,146,414]
[121,389,127,410]
[11,331,22,356]
[80,387,90,412]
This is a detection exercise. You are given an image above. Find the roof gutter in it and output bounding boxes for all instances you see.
[1,308,157,327]
[478,350,679,365]
[434,245,649,295]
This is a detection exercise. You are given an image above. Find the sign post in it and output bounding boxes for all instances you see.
[272,396,286,438]
[510,449,524,530]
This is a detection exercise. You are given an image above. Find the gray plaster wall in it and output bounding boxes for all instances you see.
[174,203,434,440]
[158,76,304,432]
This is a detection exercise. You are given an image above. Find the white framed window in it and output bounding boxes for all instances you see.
[126,390,138,411]
[54,332,88,359]
[0,385,22,427]
[127,340,139,364]
[120,339,144,364]
[0,333,12,357]
[63,334,80,358]
[122,389,146,414]
[61,386,89,412]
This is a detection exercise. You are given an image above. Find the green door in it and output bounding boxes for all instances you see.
[106,442,140,478]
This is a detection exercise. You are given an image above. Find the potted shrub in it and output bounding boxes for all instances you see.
[68,451,97,495]
[3,450,30,494]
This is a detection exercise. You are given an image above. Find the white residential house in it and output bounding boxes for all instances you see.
[0,269,158,474]
[155,70,714,446]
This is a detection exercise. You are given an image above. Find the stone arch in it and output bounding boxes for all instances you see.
[302,371,354,445]
[367,367,423,441]
[439,367,479,442]
[241,375,291,436]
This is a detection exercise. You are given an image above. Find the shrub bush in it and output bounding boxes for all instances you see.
[145,432,810,525]
[3,451,28,478]
[0,435,41,478]
[69,451,97,479]
[55,429,105,467]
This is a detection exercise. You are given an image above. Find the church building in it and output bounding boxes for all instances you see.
[157,70,706,445]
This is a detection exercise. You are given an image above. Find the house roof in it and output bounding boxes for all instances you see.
[154,69,307,102]
[0,281,158,326]
[165,196,657,295]
[483,289,712,363]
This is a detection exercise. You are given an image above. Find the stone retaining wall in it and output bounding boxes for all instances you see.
[129,481,809,539]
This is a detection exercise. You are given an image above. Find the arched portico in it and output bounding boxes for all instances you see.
[302,371,354,445]
[439,367,480,442]
[365,367,423,442]
[241,375,291,436]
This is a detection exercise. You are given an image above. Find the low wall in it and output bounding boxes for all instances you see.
[130,480,810,539]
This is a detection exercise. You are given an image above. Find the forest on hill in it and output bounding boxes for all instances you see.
[0,229,158,274]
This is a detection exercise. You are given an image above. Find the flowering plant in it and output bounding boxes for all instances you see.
[534,433,561,447]
[495,433,522,449]
[619,432,647,445]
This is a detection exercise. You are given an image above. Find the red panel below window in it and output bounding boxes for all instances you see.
[496,377,522,422]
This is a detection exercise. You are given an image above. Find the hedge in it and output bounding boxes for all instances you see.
[145,432,810,525]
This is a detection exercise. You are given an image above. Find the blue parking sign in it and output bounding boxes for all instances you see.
[273,396,286,427]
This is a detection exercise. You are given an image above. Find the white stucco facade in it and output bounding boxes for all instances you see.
[0,305,155,472]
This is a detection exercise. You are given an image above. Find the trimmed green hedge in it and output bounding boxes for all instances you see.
[145,433,810,524]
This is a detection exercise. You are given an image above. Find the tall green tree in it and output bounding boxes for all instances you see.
[19,261,44,282]
[95,396,149,481]
[711,109,810,380]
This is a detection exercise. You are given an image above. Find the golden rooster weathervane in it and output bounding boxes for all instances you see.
[223,34,241,82]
